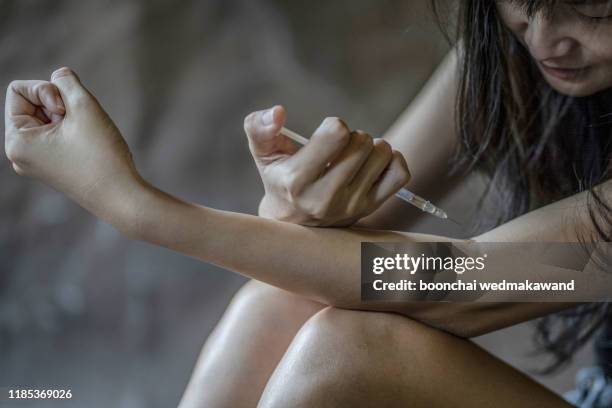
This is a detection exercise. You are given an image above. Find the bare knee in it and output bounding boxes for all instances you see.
[180,282,324,408]
[259,307,451,408]
[231,279,289,309]
[228,280,324,325]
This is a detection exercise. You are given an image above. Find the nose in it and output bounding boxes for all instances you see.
[524,14,576,62]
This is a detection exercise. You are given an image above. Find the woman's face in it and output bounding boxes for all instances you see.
[496,1,612,97]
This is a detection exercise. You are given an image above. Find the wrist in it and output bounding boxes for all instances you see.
[258,194,276,218]
[77,169,152,240]
[118,174,158,241]
[120,179,216,254]
[258,194,304,223]
[258,194,285,220]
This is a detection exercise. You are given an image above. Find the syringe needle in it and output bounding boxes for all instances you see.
[447,217,462,227]
[279,127,457,224]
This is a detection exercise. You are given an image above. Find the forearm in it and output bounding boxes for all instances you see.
[139,190,578,336]
[129,180,458,306]
[106,179,588,337]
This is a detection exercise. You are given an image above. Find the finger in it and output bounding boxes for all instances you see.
[313,130,373,194]
[367,150,412,205]
[50,67,94,110]
[6,80,64,115]
[39,107,64,124]
[244,105,294,163]
[36,107,51,124]
[40,107,61,123]
[348,138,394,196]
[283,117,351,188]
[5,80,64,130]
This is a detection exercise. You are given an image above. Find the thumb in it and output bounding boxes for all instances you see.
[244,105,289,160]
[49,67,93,109]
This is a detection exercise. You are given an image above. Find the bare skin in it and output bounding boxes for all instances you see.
[178,50,462,408]
[259,307,572,408]
[178,282,326,408]
[5,65,584,407]
[5,3,612,407]
[176,46,582,408]
[179,3,612,406]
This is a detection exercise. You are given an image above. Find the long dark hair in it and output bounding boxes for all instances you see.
[431,0,612,373]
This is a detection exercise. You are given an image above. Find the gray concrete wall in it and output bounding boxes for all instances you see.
[0,1,587,406]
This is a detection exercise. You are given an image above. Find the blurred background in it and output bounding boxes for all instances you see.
[0,0,592,407]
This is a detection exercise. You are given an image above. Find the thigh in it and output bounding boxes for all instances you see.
[258,307,573,408]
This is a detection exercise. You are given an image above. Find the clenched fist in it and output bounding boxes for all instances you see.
[4,67,142,221]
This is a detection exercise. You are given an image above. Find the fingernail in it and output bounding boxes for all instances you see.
[51,67,73,81]
[261,107,275,126]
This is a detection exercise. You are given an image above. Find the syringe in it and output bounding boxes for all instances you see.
[394,188,448,219]
[279,127,453,221]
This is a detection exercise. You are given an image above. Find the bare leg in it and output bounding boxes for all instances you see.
[178,280,326,408]
[259,307,573,408]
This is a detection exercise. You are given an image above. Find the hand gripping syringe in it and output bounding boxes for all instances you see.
[279,127,453,221]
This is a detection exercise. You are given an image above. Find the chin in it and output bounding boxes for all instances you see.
[542,70,612,98]
[550,85,596,97]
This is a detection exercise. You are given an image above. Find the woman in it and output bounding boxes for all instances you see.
[4,0,611,406]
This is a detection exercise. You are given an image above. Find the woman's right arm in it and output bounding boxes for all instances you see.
[253,48,464,231]
[356,48,462,230]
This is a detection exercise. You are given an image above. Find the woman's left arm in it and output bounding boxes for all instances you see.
[125,176,604,337]
[5,68,599,338]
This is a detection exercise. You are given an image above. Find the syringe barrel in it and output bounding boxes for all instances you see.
[396,188,415,202]
[402,191,427,208]
[395,188,448,219]
[421,201,437,214]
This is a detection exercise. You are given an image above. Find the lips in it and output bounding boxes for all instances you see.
[539,62,590,81]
